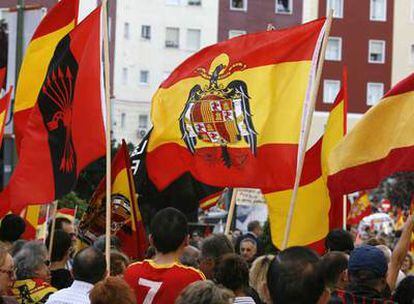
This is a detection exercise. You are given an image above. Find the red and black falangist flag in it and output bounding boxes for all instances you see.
[13,0,81,153]
[0,6,106,214]
[131,130,223,221]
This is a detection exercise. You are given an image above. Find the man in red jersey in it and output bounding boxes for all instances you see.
[124,207,205,304]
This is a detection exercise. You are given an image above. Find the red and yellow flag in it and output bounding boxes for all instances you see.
[20,205,41,240]
[0,67,6,89]
[0,87,12,150]
[328,73,414,196]
[79,141,148,260]
[146,19,326,191]
[0,6,106,214]
[13,0,79,153]
[264,74,347,251]
[347,192,372,226]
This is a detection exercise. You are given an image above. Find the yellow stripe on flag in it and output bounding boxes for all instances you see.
[329,90,414,175]
[0,111,5,128]
[14,22,74,112]
[266,91,346,248]
[25,205,41,229]
[148,61,311,152]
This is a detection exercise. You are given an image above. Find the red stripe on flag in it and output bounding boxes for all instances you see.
[384,73,414,99]
[31,0,79,40]
[161,19,325,89]
[147,143,323,192]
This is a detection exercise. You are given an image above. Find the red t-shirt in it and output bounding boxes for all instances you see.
[124,259,205,304]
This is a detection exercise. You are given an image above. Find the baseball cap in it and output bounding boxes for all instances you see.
[348,245,388,277]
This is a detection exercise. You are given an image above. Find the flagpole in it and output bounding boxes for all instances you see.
[102,0,112,273]
[281,11,333,250]
[343,195,347,230]
[224,188,238,236]
[42,204,51,243]
[48,201,58,259]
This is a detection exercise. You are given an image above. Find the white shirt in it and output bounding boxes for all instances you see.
[46,280,94,304]
[234,296,256,304]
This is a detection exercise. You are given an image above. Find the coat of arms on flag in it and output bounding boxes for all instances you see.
[179,54,257,167]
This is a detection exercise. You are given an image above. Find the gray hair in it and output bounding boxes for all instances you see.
[14,241,47,280]
[176,280,234,304]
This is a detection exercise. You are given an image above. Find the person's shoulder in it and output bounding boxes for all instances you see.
[172,263,206,280]
[124,260,147,280]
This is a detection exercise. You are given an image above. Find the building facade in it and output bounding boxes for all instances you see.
[111,0,219,144]
[218,0,303,41]
[391,0,414,85]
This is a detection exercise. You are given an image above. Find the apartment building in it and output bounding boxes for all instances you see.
[218,0,303,41]
[392,0,414,85]
[111,0,219,144]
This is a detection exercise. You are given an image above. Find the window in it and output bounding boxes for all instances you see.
[368,40,385,63]
[165,27,179,48]
[166,0,180,5]
[124,22,130,39]
[411,44,414,64]
[141,25,151,40]
[122,68,128,85]
[230,0,247,11]
[323,80,341,104]
[140,70,149,85]
[188,0,201,5]
[187,29,201,51]
[139,115,148,129]
[326,37,342,61]
[326,0,343,18]
[276,0,292,14]
[370,0,386,21]
[228,30,246,39]
[367,82,384,106]
[121,113,126,129]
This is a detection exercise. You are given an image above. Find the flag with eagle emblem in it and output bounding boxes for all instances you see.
[79,141,148,260]
[0,6,106,214]
[146,19,326,191]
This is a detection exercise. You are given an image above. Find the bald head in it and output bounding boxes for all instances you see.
[73,246,107,284]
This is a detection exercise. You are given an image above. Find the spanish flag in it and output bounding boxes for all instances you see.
[328,73,414,196]
[265,77,347,251]
[146,19,326,191]
[0,87,12,149]
[347,192,372,226]
[13,0,79,153]
[21,205,41,240]
[0,6,106,214]
[80,141,148,260]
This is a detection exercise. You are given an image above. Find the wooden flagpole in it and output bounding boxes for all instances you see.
[42,204,51,243]
[224,188,238,236]
[281,11,333,250]
[102,0,112,273]
[47,201,58,259]
[343,195,347,230]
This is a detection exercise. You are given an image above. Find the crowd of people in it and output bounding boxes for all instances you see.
[0,208,413,303]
